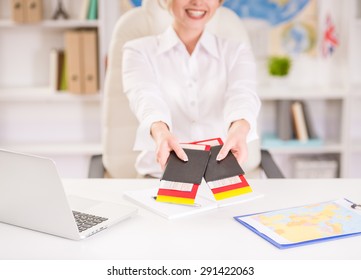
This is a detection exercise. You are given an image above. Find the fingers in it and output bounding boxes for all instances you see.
[156,149,170,171]
[235,146,248,165]
[166,137,188,163]
[174,147,188,162]
[156,138,188,170]
[219,120,249,165]
[216,142,231,161]
[217,141,248,165]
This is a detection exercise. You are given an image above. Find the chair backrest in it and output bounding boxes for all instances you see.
[102,0,261,178]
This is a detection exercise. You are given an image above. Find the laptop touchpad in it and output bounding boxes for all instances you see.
[67,195,102,212]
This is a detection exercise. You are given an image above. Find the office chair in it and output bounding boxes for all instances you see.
[90,0,283,179]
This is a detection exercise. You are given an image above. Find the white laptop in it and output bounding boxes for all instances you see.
[0,149,137,240]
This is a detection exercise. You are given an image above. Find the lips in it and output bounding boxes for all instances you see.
[186,9,207,19]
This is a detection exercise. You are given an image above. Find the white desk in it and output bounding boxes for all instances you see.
[1,178,361,260]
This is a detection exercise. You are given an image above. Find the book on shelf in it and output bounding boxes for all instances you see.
[49,49,65,92]
[302,101,318,139]
[87,0,98,20]
[64,29,99,94]
[49,49,59,91]
[59,52,68,91]
[276,100,293,141]
[79,0,90,20]
[78,0,98,21]
[266,100,321,147]
[291,101,309,141]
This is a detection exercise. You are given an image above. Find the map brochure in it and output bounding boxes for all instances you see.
[234,198,361,249]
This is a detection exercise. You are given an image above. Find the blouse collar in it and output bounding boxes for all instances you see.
[157,26,219,59]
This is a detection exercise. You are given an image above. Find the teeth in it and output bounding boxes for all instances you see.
[187,10,206,17]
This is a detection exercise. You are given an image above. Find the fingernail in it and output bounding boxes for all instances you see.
[216,154,224,161]
[183,156,188,162]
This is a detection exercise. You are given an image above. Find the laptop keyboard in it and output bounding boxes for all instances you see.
[72,211,108,233]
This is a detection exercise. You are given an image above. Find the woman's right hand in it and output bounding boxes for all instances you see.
[150,121,188,170]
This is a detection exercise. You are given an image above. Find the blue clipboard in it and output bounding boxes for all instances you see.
[234,198,361,249]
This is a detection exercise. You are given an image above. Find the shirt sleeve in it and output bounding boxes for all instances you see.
[122,42,172,151]
[223,44,261,142]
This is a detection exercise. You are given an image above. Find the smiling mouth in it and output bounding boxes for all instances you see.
[186,9,207,19]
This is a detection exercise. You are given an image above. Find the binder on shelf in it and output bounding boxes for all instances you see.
[64,30,84,94]
[64,29,99,94]
[11,0,26,23]
[11,0,43,23]
[82,30,99,93]
[25,0,43,23]
[234,198,361,249]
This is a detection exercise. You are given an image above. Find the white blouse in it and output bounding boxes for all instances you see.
[122,26,261,177]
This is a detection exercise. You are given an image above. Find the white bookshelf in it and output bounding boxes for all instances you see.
[0,19,99,28]
[0,0,115,177]
[258,85,348,100]
[259,96,347,177]
[0,142,102,155]
[263,143,344,155]
[0,86,101,102]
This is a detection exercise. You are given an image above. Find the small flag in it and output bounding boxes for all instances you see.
[321,14,339,58]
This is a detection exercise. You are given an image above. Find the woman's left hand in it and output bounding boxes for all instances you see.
[216,119,250,165]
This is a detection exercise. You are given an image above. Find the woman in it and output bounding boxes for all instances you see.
[122,0,261,177]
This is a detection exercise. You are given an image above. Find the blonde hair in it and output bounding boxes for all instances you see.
[158,0,225,11]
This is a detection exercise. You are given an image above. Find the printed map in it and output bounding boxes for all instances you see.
[251,201,361,243]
